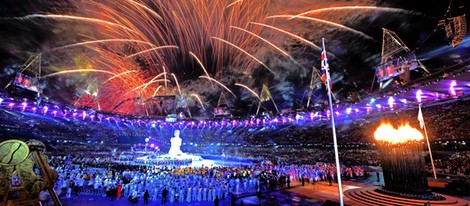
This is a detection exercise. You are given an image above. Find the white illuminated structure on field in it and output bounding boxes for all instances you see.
[168,129,184,157]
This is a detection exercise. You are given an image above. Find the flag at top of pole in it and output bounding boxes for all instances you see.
[418,106,425,129]
[321,39,333,90]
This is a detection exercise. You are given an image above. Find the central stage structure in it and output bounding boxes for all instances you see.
[136,130,202,165]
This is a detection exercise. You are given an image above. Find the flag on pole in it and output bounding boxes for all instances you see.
[320,38,344,206]
[418,106,425,129]
[321,41,332,90]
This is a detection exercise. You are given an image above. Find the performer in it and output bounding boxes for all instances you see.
[168,130,184,157]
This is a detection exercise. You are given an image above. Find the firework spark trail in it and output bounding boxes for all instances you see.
[267,15,374,40]
[212,37,275,74]
[231,26,290,56]
[199,76,236,97]
[128,78,169,93]
[152,85,163,97]
[104,70,138,83]
[7,14,137,34]
[122,0,164,21]
[126,46,179,58]
[230,25,307,69]
[250,22,322,52]
[289,6,425,19]
[163,66,168,88]
[45,39,158,52]
[189,52,213,85]
[235,83,261,100]
[226,0,243,8]
[171,73,182,96]
[43,69,118,78]
[138,73,169,92]
[190,93,206,110]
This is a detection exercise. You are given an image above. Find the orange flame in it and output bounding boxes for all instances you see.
[374,123,423,144]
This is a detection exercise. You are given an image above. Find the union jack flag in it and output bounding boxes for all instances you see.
[321,39,332,90]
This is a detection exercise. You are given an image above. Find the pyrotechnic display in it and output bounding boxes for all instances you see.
[3,0,463,117]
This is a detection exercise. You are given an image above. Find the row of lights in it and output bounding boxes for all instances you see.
[0,80,465,130]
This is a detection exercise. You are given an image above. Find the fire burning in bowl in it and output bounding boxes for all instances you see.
[374,123,423,144]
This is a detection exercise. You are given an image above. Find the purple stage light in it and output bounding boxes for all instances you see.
[400,99,407,104]
[388,96,394,108]
[0,98,3,104]
[376,104,382,109]
[450,80,457,96]
[346,108,352,114]
[150,144,155,148]
[416,90,423,103]
[355,108,359,113]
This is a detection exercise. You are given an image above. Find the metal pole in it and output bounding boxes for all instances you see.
[420,104,437,179]
[32,151,62,206]
[323,38,344,206]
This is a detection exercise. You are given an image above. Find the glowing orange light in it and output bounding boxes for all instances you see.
[374,123,423,144]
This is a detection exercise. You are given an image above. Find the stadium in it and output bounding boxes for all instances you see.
[0,0,469,205]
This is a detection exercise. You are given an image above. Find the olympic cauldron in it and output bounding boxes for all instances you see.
[374,123,431,196]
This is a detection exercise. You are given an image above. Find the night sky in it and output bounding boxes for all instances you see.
[0,0,468,117]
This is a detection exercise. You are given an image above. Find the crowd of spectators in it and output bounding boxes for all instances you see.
[433,151,470,178]
[1,96,468,149]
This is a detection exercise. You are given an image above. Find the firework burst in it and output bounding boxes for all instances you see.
[4,0,426,116]
[44,0,272,115]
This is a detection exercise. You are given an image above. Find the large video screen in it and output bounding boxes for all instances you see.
[13,72,44,93]
[375,52,419,83]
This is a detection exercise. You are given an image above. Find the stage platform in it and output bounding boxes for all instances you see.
[285,177,470,206]
[344,186,470,206]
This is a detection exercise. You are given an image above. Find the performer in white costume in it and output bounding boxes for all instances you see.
[168,129,184,157]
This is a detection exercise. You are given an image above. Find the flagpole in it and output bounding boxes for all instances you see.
[419,104,437,179]
[323,38,344,206]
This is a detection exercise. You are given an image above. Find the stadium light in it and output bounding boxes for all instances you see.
[450,80,457,96]
[416,90,423,103]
